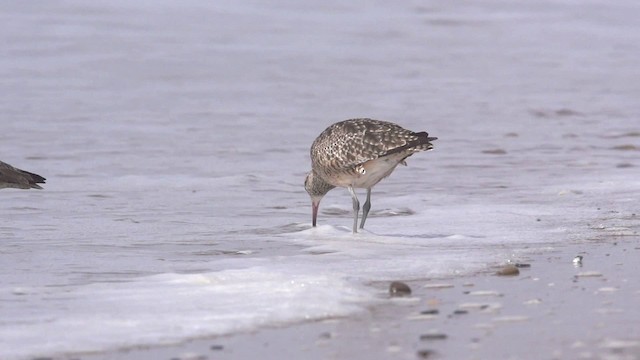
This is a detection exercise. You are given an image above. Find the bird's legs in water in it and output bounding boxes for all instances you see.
[360,188,371,229]
[348,186,359,233]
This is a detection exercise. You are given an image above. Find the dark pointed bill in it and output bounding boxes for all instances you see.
[312,201,319,227]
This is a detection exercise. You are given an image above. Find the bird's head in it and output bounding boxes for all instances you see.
[304,171,335,227]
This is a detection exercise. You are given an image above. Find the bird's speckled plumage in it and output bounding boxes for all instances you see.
[304,118,437,232]
[0,161,46,190]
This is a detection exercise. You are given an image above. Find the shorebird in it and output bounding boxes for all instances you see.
[304,118,437,233]
[0,160,46,189]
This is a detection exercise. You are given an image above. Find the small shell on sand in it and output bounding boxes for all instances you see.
[496,265,520,276]
[575,271,603,278]
[597,287,619,293]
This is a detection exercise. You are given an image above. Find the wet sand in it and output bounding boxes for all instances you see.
[81,223,640,360]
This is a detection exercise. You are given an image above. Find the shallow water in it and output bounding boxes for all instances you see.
[1,0,639,358]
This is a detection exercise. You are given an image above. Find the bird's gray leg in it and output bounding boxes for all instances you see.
[360,188,371,229]
[348,186,359,233]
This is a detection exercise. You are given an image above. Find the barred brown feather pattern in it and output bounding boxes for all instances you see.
[304,118,436,232]
[310,118,434,184]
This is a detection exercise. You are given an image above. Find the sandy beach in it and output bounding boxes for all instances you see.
[80,213,639,360]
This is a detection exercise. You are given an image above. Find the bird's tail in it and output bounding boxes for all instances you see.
[413,131,438,143]
[384,131,437,156]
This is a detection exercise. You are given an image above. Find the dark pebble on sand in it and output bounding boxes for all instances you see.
[453,309,469,315]
[210,345,224,351]
[389,281,412,297]
[420,333,448,341]
[482,148,507,155]
[417,349,436,358]
[496,265,520,276]
[420,309,439,315]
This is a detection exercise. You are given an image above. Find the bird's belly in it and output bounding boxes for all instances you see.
[352,157,402,189]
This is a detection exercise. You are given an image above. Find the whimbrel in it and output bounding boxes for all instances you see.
[0,160,46,189]
[304,118,437,233]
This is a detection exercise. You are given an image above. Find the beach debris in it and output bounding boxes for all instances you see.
[468,290,503,297]
[572,255,583,266]
[416,349,436,359]
[597,287,619,293]
[389,281,412,297]
[423,283,454,289]
[420,333,448,341]
[575,271,603,278]
[407,314,439,321]
[496,264,520,276]
[459,302,503,312]
[420,309,440,315]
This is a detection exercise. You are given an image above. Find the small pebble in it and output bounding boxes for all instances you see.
[210,345,224,351]
[496,265,520,276]
[420,333,448,341]
[482,148,507,155]
[417,349,436,359]
[389,281,412,297]
[453,309,469,315]
[420,309,439,315]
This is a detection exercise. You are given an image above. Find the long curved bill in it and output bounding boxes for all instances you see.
[312,200,319,227]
